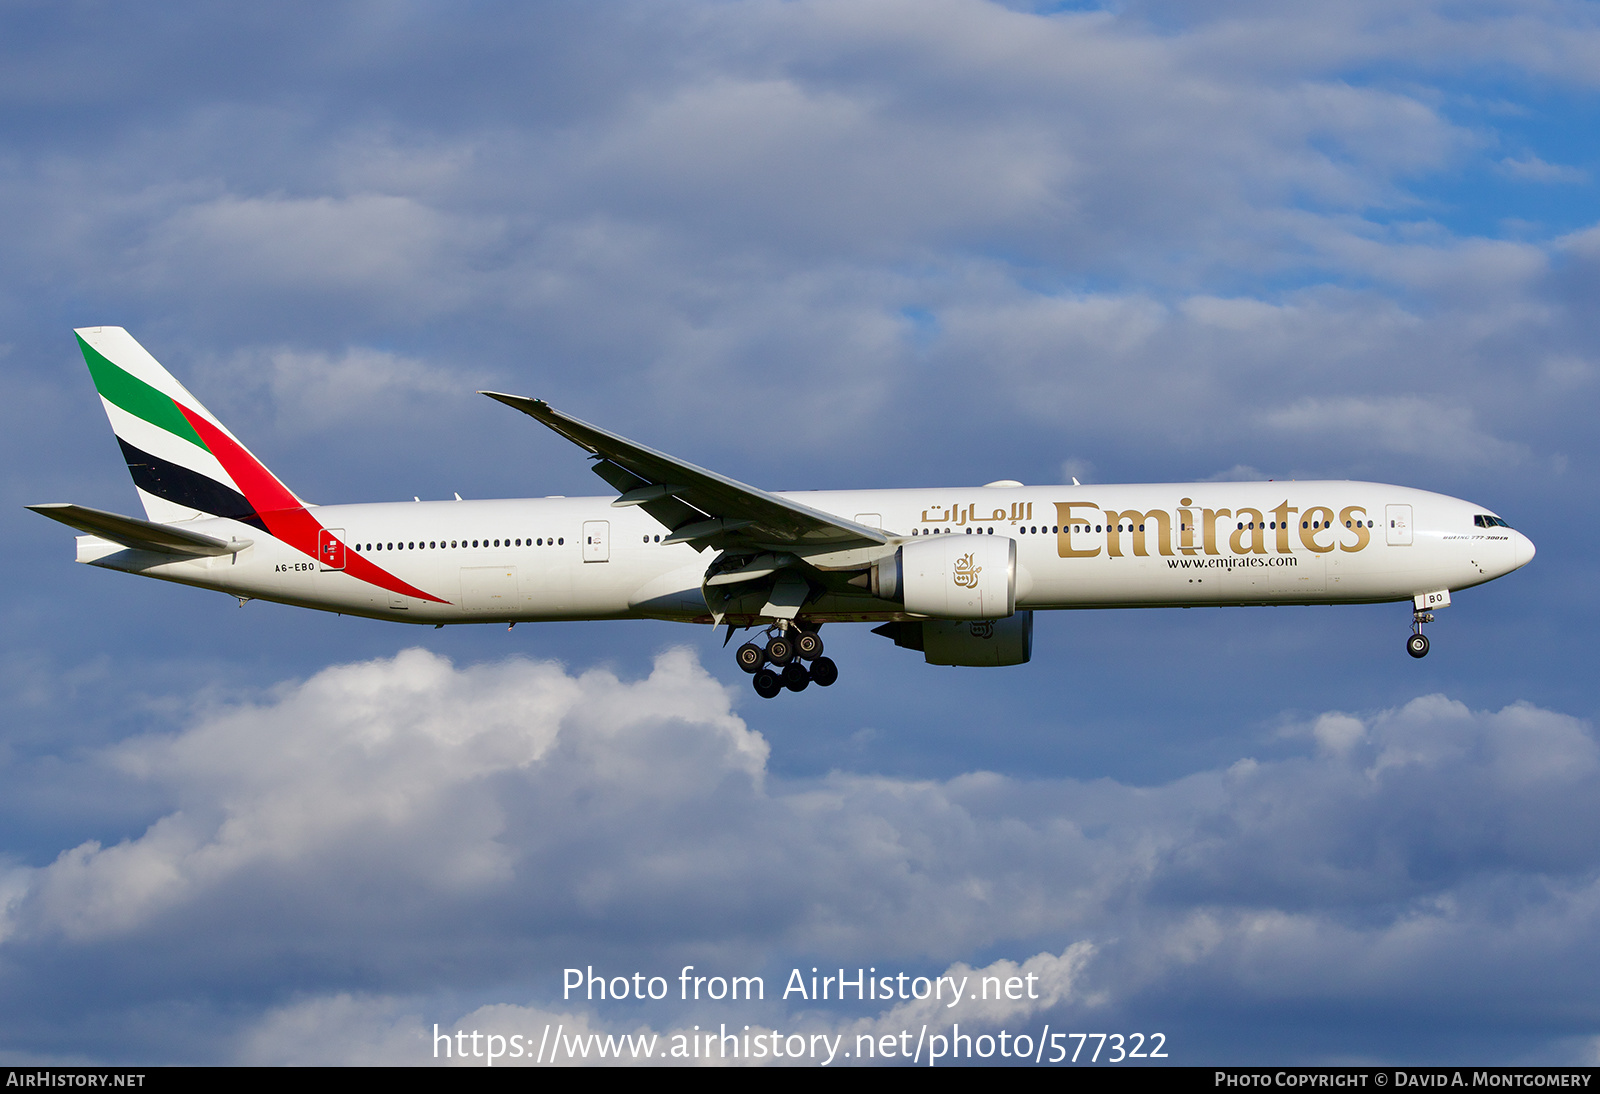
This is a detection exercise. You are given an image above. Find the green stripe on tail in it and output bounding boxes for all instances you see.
[77,334,207,450]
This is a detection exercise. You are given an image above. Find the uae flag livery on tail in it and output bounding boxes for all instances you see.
[74,327,446,603]
[77,327,283,529]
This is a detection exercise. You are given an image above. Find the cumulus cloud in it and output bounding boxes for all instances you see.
[199,344,470,434]
[140,192,503,316]
[241,943,1097,1066]
[1,649,1598,1061]
[1,1,1592,479]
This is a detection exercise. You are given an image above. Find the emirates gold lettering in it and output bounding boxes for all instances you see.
[1203,508,1231,555]
[1272,500,1298,554]
[1051,497,1371,560]
[1300,506,1336,553]
[1104,510,1174,557]
[1053,501,1102,558]
[1229,508,1267,555]
[1339,506,1370,553]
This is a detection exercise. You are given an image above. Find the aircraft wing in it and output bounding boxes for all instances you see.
[480,392,888,551]
[28,503,251,556]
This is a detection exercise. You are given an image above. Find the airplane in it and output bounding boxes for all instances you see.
[31,327,1536,699]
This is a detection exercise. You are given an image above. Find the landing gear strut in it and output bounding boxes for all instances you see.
[735,624,837,697]
[1407,610,1433,658]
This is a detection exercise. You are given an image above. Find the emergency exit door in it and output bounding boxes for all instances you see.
[319,528,346,570]
[582,520,610,562]
[1386,505,1413,546]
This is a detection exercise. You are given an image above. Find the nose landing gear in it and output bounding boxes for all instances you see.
[1408,610,1433,658]
[1405,590,1451,659]
[735,624,836,697]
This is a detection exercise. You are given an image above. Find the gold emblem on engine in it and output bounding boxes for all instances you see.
[952,552,982,588]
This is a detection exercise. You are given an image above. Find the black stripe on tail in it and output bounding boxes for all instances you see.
[117,438,268,533]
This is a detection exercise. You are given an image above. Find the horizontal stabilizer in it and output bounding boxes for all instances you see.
[27,503,251,556]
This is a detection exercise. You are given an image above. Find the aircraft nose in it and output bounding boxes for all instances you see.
[1512,530,1536,571]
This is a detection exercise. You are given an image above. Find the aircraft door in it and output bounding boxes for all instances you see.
[583,520,610,562]
[1386,505,1413,546]
[319,528,346,571]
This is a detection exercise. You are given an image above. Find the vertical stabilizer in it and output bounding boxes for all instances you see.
[74,327,304,528]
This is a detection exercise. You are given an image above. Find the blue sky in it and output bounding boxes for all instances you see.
[3,0,1599,1065]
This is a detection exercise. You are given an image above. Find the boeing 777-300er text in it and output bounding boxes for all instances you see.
[31,328,1536,699]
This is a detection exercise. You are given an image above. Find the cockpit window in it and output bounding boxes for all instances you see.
[1474,514,1512,528]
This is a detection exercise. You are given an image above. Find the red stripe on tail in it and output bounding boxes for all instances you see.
[177,405,450,604]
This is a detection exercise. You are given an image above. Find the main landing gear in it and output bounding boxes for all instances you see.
[736,626,837,699]
[1407,609,1433,658]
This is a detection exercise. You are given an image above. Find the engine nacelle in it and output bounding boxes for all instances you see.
[871,535,1015,619]
[925,612,1033,666]
[874,612,1034,666]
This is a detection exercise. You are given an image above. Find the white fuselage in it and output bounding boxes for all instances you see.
[74,481,1534,625]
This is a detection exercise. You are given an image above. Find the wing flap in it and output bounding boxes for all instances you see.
[481,392,887,549]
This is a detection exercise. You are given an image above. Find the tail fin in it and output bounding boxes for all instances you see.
[75,327,307,529]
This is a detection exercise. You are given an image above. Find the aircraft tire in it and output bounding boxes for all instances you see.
[810,656,839,687]
[753,669,782,699]
[766,636,795,666]
[796,631,824,660]
[735,642,766,673]
[1407,633,1430,658]
[781,662,810,692]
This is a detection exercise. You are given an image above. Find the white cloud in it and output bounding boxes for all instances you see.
[1203,464,1269,481]
[2,649,1599,1061]
[1498,155,1589,184]
[201,344,469,434]
[1258,394,1528,465]
[240,943,1098,1065]
[0,1,1590,477]
[141,192,502,313]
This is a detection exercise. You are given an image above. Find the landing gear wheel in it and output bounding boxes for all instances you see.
[809,656,838,687]
[796,631,824,660]
[735,642,766,673]
[765,635,795,666]
[781,662,810,692]
[1407,633,1430,659]
[752,669,782,699]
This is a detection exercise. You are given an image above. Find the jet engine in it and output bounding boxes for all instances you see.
[873,611,1034,666]
[868,535,1015,619]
